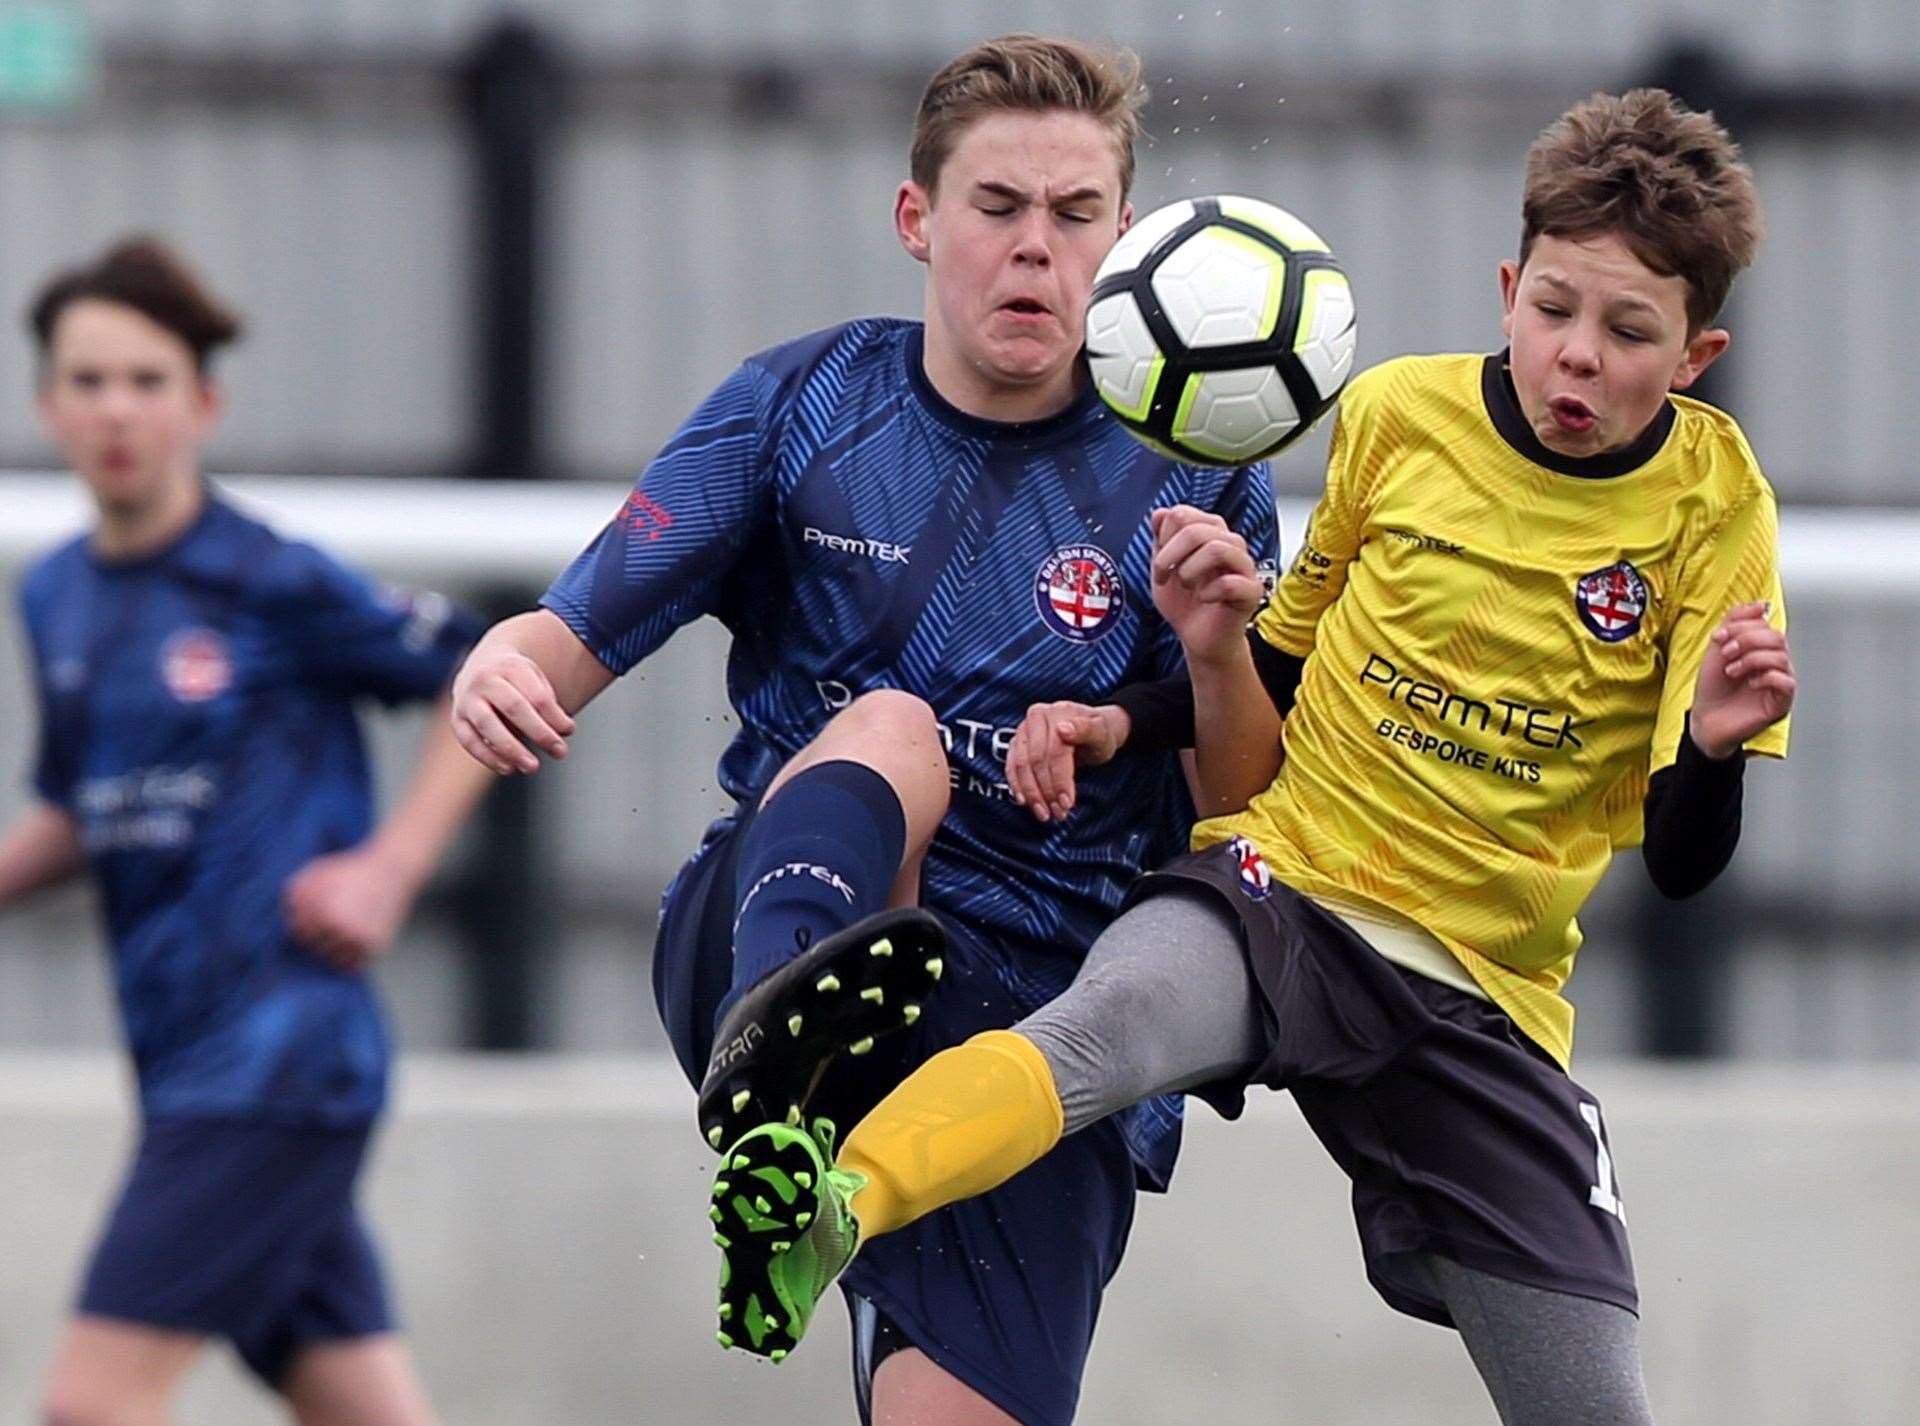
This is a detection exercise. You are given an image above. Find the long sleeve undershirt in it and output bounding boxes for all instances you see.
[1110,629,1745,899]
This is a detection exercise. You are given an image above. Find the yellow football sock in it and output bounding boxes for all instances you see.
[839,1029,1065,1240]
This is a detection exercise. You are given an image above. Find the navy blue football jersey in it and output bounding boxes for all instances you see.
[19,494,478,1124]
[542,319,1280,1178]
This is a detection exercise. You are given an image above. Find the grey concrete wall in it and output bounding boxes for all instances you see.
[1,1055,1915,1424]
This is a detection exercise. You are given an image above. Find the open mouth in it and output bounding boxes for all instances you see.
[1547,395,1597,433]
[999,298,1050,318]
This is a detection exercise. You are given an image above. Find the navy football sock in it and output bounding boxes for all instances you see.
[724,760,909,1009]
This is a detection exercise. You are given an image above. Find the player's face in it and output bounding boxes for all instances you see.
[1499,231,1729,458]
[896,109,1131,420]
[36,298,221,515]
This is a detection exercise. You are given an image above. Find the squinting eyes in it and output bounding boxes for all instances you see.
[976,207,1099,223]
[60,371,173,390]
[1532,306,1659,342]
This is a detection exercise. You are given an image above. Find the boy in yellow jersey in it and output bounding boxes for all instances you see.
[713,89,1795,1421]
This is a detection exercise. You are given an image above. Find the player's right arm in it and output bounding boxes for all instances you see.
[452,359,781,777]
[7,573,87,906]
[0,802,83,908]
[451,611,606,776]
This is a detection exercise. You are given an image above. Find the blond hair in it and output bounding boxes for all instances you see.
[910,34,1147,199]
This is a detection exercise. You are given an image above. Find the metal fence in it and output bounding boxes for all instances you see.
[1,3,1916,1060]
[1,3,1917,499]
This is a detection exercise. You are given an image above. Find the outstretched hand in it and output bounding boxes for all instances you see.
[1006,701,1129,823]
[1690,601,1796,759]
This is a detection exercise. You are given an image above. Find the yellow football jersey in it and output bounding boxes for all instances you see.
[1196,352,1789,1066]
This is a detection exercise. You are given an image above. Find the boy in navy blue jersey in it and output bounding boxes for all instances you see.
[0,239,494,1426]
[452,35,1280,1426]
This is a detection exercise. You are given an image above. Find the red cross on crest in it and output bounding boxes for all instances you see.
[1574,561,1648,643]
[1228,835,1273,902]
[1034,545,1124,644]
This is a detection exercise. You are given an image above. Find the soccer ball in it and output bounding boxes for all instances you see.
[1085,195,1356,466]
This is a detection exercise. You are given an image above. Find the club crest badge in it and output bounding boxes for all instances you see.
[1229,835,1273,902]
[1574,561,1648,643]
[160,628,231,703]
[1034,544,1124,643]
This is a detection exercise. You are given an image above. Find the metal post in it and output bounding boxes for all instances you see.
[452,19,564,1048]
[1625,39,1752,1057]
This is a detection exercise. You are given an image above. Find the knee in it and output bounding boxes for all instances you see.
[1025,960,1187,1092]
[833,691,950,820]
[42,1391,149,1426]
[838,689,940,746]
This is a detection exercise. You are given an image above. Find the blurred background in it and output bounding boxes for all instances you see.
[0,2,1915,1422]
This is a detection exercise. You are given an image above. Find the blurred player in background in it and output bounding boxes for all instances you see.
[726,89,1796,1426]
[451,34,1279,1426]
[0,238,493,1426]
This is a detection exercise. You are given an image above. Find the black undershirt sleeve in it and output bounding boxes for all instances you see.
[1641,712,1747,899]
[1108,627,1306,755]
[1115,663,1747,897]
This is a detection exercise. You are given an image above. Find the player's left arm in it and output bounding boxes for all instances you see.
[272,546,495,968]
[1641,486,1794,898]
[1150,505,1280,815]
[283,694,494,970]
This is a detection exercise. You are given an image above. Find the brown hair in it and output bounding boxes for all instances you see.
[1520,88,1763,330]
[28,236,242,372]
[910,34,1147,200]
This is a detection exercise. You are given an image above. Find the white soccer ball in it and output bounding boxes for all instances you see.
[1085,195,1357,466]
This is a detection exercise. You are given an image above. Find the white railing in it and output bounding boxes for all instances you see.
[4,472,1915,596]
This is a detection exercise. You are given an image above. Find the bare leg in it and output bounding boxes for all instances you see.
[758,690,950,905]
[41,1315,203,1426]
[873,1349,1023,1426]
[282,1335,437,1426]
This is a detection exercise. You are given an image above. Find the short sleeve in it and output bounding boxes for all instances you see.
[17,572,77,807]
[1650,484,1790,772]
[1253,393,1374,657]
[272,544,482,705]
[539,360,780,675]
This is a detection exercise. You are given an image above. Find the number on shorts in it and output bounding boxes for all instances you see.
[1580,1101,1624,1220]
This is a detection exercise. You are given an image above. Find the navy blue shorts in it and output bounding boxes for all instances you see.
[656,812,1137,1426]
[78,1116,392,1385]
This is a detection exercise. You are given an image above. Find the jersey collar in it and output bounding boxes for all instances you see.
[903,326,1103,447]
[86,482,223,572]
[1480,350,1675,480]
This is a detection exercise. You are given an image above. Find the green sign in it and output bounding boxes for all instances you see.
[0,3,92,111]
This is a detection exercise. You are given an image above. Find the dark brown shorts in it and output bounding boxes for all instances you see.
[1127,842,1637,1325]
